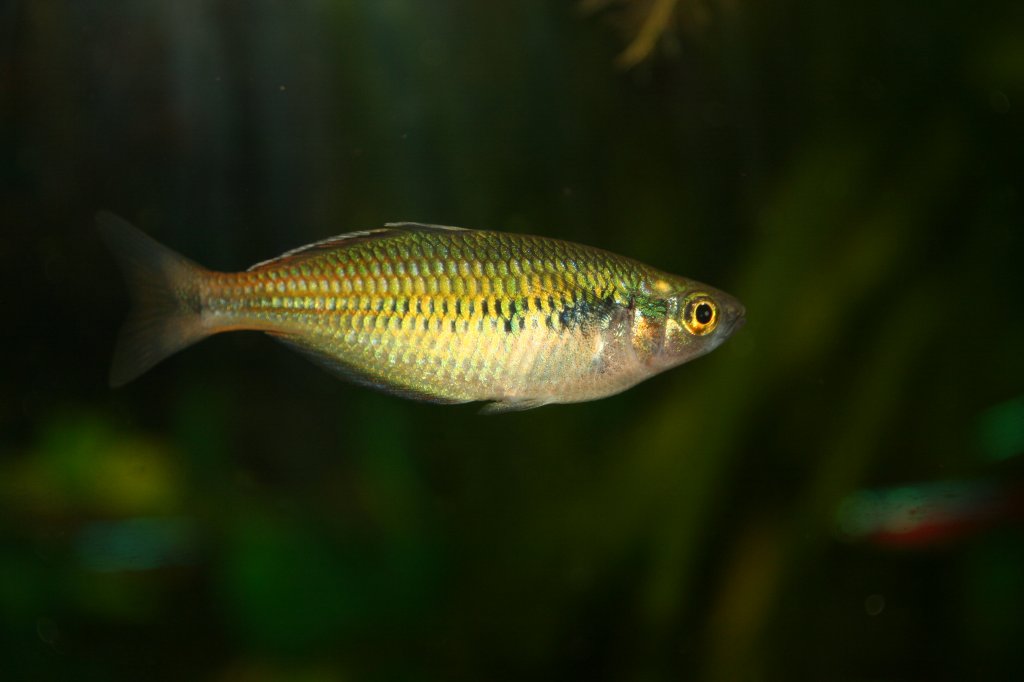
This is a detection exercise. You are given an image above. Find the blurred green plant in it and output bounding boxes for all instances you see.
[3,0,1024,680]
[0,412,182,518]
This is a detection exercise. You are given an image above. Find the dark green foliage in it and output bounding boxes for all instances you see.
[2,1,1023,680]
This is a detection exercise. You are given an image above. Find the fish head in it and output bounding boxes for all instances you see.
[654,282,745,369]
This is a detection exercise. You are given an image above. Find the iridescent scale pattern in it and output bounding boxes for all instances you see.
[200,229,667,404]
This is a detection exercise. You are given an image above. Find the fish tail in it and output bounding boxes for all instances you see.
[97,211,213,387]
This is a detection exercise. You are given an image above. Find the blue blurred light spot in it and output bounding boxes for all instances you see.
[75,517,197,572]
[836,480,994,540]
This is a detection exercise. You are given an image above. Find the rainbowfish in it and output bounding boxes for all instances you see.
[98,212,744,412]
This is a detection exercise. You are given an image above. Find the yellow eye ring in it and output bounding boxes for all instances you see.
[682,295,718,336]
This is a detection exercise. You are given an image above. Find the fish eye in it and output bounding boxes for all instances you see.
[682,295,718,335]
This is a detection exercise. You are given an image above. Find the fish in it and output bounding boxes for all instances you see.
[98,211,745,412]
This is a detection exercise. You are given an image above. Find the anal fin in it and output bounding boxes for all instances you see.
[267,332,465,406]
[478,399,549,415]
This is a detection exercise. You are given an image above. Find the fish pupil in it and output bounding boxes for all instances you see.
[695,303,713,324]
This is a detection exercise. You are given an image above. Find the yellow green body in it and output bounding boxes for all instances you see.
[99,214,744,412]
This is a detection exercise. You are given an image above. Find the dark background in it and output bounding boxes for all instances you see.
[3,1,1024,679]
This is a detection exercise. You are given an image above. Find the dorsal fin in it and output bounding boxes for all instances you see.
[382,221,469,233]
[247,222,471,271]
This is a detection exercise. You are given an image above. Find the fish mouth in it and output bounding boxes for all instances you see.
[725,305,746,335]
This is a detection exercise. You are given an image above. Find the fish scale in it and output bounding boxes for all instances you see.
[98,213,744,411]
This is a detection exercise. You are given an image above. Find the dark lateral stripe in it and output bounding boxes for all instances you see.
[554,293,617,330]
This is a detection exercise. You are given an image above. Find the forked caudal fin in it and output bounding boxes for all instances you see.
[97,211,212,387]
